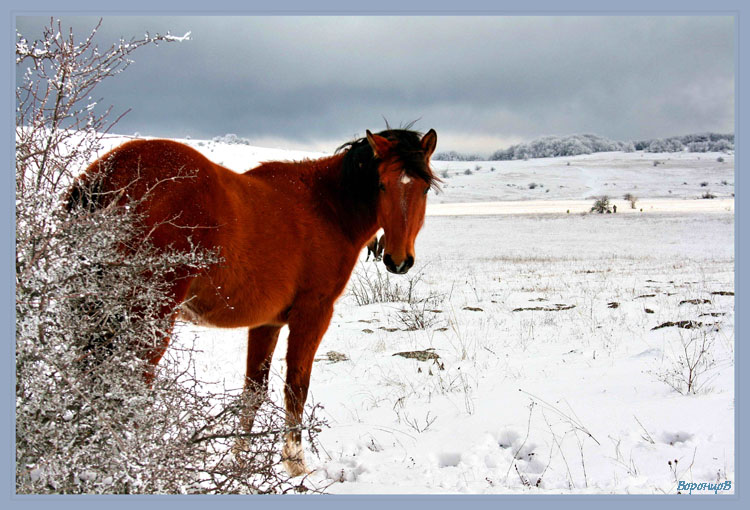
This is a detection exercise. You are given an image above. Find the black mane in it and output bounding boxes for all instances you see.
[320,129,438,240]
[337,129,439,195]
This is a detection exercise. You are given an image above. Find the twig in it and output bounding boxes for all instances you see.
[518,388,600,445]
[633,415,655,444]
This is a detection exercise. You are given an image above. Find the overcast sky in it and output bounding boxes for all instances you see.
[16,16,734,155]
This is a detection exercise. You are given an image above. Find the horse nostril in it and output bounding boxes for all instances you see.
[383,253,409,274]
[405,255,414,269]
[383,254,396,272]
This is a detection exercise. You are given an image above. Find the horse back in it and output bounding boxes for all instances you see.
[76,139,362,329]
[78,139,237,252]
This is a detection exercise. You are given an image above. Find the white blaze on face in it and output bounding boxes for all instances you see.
[399,173,412,218]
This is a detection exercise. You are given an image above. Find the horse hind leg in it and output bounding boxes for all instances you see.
[74,274,183,386]
[233,325,281,455]
[140,278,193,386]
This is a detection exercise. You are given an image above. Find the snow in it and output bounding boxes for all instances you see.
[427,198,733,216]
[105,134,733,494]
[164,31,191,43]
[430,151,733,204]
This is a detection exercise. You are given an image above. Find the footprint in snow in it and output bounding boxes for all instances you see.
[495,429,544,473]
[437,451,462,467]
[660,431,694,445]
[319,457,368,483]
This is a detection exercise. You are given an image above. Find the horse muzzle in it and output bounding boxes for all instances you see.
[384,254,414,274]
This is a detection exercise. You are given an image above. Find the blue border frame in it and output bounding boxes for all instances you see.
[3,1,746,508]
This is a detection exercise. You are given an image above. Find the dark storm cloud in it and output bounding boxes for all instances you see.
[16,16,734,153]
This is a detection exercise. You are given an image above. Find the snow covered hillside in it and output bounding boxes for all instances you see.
[430,151,734,204]
[96,133,734,207]
[107,134,733,494]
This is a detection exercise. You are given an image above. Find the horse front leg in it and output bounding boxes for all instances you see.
[282,302,334,477]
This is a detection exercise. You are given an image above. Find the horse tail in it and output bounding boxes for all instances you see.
[63,169,129,370]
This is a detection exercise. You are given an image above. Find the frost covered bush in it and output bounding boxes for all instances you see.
[490,134,632,161]
[212,133,253,145]
[709,139,733,152]
[16,19,323,494]
[646,137,684,153]
[686,141,710,152]
[638,133,733,153]
[432,150,483,161]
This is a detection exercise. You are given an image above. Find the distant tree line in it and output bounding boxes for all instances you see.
[433,132,734,161]
[633,133,734,153]
[489,134,635,161]
[432,150,485,161]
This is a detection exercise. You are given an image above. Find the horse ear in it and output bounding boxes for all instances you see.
[421,129,437,159]
[366,130,392,159]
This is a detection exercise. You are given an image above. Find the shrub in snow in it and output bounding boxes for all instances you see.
[349,263,424,306]
[590,196,612,214]
[646,138,684,153]
[16,19,323,494]
[654,328,720,395]
[623,193,638,209]
[397,294,446,331]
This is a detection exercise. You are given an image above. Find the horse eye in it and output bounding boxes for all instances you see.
[379,182,386,192]
[423,187,429,195]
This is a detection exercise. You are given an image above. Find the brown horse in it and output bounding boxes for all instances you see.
[68,128,438,476]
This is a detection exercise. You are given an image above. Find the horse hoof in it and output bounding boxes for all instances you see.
[282,438,309,477]
[282,458,310,477]
[231,438,250,465]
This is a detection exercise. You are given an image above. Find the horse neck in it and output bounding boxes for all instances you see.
[311,154,380,247]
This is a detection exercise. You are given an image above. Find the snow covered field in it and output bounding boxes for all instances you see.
[430,151,734,204]
[124,135,733,494]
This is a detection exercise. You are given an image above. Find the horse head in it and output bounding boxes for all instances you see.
[366,128,438,274]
